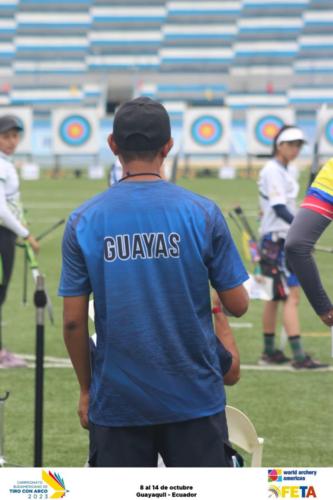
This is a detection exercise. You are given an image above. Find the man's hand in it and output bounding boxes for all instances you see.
[319,308,333,327]
[78,389,90,429]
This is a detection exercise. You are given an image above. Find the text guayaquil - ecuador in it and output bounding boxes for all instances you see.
[104,232,181,262]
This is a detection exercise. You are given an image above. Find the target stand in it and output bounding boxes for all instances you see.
[0,392,10,467]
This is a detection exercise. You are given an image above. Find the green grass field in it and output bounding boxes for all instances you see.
[1,171,332,467]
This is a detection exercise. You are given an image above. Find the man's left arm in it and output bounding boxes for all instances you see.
[63,295,91,429]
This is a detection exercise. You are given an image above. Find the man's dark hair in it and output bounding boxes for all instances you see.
[118,148,162,163]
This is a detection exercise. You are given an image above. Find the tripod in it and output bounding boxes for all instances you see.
[0,391,10,467]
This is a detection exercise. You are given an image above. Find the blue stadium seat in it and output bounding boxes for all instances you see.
[0,0,332,112]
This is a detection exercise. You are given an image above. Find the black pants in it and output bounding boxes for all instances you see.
[0,226,16,307]
[89,411,233,467]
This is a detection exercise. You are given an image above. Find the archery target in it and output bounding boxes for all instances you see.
[191,115,223,146]
[184,108,230,154]
[0,107,33,154]
[53,109,99,155]
[247,108,295,155]
[59,115,91,147]
[319,108,333,155]
[255,115,284,147]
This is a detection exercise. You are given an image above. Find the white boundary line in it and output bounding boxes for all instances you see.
[230,322,253,329]
[241,363,333,372]
[13,354,333,371]
[22,362,333,372]
[21,354,70,364]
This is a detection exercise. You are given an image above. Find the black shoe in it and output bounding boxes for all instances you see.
[292,355,329,370]
[259,349,291,365]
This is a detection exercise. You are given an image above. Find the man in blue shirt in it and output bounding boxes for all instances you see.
[59,97,249,467]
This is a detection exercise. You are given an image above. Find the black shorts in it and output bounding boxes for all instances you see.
[0,226,17,307]
[89,411,234,467]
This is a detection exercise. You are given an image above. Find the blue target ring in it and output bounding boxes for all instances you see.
[59,115,91,147]
[325,118,333,145]
[191,115,223,146]
[255,115,284,146]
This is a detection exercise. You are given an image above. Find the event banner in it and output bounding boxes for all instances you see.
[0,467,331,499]
[318,107,333,156]
[0,107,33,155]
[183,108,231,155]
[52,109,100,155]
[246,108,295,155]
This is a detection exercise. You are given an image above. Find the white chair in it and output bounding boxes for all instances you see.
[225,405,264,467]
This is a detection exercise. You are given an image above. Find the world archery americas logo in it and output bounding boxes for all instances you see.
[268,469,283,482]
[42,470,68,499]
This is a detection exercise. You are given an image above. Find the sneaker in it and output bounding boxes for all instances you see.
[292,354,329,370]
[0,349,27,368]
[259,349,291,365]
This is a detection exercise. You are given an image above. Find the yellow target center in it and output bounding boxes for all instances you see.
[265,124,278,138]
[69,125,82,138]
[201,124,214,138]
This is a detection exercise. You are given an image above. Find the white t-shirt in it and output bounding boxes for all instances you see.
[108,157,123,186]
[0,152,29,238]
[258,158,299,239]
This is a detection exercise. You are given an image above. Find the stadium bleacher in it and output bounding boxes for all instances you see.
[0,0,332,111]
[160,2,239,72]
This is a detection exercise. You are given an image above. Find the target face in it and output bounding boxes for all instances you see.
[59,115,91,147]
[184,108,230,154]
[191,115,223,146]
[53,108,99,155]
[325,118,333,145]
[255,115,284,146]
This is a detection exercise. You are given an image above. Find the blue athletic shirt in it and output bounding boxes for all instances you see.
[59,180,248,427]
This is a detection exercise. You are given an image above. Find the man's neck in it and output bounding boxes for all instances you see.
[120,160,162,182]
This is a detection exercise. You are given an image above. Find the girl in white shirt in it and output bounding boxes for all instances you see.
[0,115,39,368]
[258,125,327,369]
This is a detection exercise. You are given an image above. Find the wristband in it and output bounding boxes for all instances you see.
[212,306,222,314]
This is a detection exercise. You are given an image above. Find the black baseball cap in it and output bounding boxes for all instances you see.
[113,97,171,151]
[0,115,23,134]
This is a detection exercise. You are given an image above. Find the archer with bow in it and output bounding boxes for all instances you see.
[0,114,39,368]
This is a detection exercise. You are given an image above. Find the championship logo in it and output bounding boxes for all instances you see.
[42,470,68,499]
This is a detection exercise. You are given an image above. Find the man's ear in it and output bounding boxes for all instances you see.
[108,134,119,155]
[161,137,174,158]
